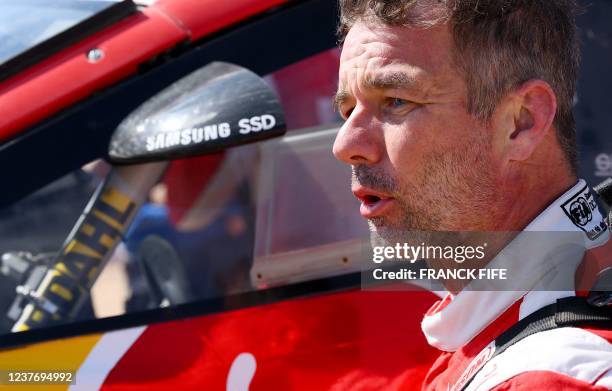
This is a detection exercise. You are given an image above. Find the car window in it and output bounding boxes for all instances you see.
[0,161,106,332]
[265,48,342,130]
[252,126,369,289]
[0,0,125,65]
[0,46,366,335]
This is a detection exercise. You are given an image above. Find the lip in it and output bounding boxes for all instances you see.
[352,186,395,218]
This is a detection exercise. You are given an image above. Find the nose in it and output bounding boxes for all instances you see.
[332,108,382,165]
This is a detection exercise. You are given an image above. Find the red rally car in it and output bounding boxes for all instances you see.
[0,1,610,390]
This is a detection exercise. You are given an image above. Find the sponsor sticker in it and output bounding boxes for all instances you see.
[560,184,607,240]
[144,115,277,152]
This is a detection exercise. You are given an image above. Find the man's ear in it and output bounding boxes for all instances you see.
[502,79,557,162]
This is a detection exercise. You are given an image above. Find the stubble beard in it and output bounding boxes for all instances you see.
[355,133,498,249]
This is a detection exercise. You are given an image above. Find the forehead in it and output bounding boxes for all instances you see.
[339,21,457,92]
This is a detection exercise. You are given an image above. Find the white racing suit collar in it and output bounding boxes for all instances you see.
[421,179,610,352]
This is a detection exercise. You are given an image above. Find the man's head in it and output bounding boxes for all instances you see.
[333,0,580,244]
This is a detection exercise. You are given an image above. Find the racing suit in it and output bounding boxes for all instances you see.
[421,179,612,390]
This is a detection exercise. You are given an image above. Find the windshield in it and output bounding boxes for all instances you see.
[0,0,124,65]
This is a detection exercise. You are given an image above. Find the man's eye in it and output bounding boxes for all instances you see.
[383,98,419,115]
[387,98,408,108]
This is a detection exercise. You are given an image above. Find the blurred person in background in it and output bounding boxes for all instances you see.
[124,147,257,310]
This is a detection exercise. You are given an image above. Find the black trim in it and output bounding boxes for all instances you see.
[0,0,138,83]
[0,0,338,208]
[594,177,612,209]
[0,272,360,349]
[494,296,612,351]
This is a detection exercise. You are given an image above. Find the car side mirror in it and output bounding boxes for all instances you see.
[108,62,286,163]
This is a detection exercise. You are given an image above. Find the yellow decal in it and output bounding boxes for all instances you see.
[99,233,115,249]
[64,240,102,260]
[100,187,133,214]
[91,210,124,232]
[0,333,103,391]
[81,224,95,237]
[31,311,43,323]
[15,186,136,331]
[49,284,73,302]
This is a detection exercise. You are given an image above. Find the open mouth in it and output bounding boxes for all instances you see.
[352,187,395,218]
[362,194,382,205]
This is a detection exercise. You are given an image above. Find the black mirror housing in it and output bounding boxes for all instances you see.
[108,62,286,164]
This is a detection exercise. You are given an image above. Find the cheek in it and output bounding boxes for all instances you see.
[381,110,444,170]
[382,123,421,173]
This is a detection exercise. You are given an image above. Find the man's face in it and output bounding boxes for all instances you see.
[333,21,502,245]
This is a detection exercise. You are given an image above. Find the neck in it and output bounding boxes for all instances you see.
[441,162,577,294]
[494,165,577,232]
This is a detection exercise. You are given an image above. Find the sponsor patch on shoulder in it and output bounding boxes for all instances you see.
[561,184,607,241]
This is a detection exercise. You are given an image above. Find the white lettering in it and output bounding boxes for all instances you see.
[373,247,384,263]
[238,118,251,134]
[180,129,191,145]
[165,131,180,147]
[204,124,218,140]
[146,136,155,151]
[373,269,383,279]
[238,115,277,134]
[250,116,262,132]
[146,122,234,151]
[154,134,165,150]
[219,122,231,137]
[193,127,204,143]
[261,114,276,130]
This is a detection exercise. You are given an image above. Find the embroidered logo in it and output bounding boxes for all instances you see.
[569,197,592,226]
[561,184,607,241]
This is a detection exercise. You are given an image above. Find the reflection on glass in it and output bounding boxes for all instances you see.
[0,48,356,335]
[0,0,123,64]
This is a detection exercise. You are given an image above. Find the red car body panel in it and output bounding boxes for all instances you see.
[0,8,185,142]
[101,289,439,390]
[154,0,288,41]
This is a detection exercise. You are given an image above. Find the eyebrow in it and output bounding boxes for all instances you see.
[333,71,419,113]
[365,71,417,90]
[333,90,350,113]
